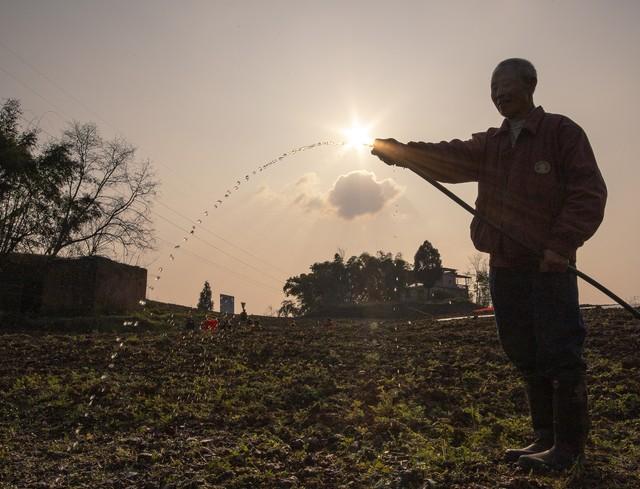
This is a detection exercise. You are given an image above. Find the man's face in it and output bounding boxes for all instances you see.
[491,66,534,119]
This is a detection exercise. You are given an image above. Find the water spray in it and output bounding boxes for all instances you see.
[148,136,375,296]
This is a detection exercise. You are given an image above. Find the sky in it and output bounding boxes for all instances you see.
[1,0,639,314]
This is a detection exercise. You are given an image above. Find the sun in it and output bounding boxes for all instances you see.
[342,125,373,148]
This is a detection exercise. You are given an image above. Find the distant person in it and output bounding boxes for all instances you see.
[372,58,607,471]
[220,313,231,329]
[184,311,196,330]
[239,302,248,323]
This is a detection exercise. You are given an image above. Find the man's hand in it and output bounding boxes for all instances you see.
[539,248,569,272]
[371,138,406,167]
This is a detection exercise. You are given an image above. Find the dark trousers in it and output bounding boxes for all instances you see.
[489,267,586,381]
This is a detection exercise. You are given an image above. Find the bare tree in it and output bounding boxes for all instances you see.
[40,122,157,261]
[468,253,491,306]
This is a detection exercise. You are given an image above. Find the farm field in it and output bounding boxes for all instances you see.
[1,308,639,489]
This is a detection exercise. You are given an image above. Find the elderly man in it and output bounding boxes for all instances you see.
[371,58,607,471]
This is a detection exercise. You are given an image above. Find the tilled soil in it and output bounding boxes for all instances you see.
[1,308,638,488]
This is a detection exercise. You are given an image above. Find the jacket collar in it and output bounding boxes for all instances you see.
[493,106,545,137]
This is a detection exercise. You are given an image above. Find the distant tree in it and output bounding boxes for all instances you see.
[278,299,300,317]
[0,99,75,255]
[0,99,36,191]
[283,249,412,315]
[197,281,213,311]
[1,99,37,253]
[375,252,409,302]
[413,240,443,290]
[468,253,491,306]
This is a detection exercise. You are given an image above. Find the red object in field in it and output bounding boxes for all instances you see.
[201,318,219,331]
[473,306,494,315]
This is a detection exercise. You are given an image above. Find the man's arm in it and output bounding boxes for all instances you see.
[372,134,485,183]
[545,122,607,261]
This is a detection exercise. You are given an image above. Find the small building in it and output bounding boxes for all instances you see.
[0,253,147,315]
[404,267,470,302]
[432,267,471,299]
[219,294,235,314]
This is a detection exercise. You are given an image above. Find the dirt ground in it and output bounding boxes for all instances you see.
[1,308,638,488]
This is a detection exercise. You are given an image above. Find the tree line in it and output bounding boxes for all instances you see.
[279,244,492,316]
[0,99,157,261]
[279,241,452,316]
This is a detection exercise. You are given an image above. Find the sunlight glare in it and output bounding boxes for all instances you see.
[343,125,373,148]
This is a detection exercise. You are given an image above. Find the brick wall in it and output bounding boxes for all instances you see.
[0,253,147,315]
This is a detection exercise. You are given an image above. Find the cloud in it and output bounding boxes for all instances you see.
[256,170,402,220]
[253,184,280,203]
[294,173,318,188]
[291,173,328,213]
[303,195,325,211]
[327,170,401,220]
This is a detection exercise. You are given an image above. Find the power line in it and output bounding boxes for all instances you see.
[151,210,285,286]
[17,113,56,140]
[0,52,292,290]
[7,117,285,294]
[0,53,216,204]
[153,235,283,294]
[0,64,73,123]
[15,98,291,293]
[154,198,290,276]
[0,38,120,134]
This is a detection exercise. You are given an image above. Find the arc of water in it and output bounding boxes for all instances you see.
[148,140,353,296]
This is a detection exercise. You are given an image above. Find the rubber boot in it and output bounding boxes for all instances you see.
[504,376,554,463]
[518,374,589,471]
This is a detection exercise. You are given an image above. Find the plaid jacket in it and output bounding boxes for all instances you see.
[404,106,607,269]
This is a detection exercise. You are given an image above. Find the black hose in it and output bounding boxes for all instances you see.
[410,168,640,320]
